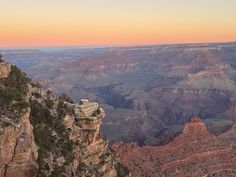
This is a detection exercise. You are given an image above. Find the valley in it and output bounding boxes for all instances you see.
[2,42,236,146]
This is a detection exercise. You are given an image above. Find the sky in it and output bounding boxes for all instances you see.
[0,0,236,47]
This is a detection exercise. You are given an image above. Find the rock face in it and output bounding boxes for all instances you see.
[0,62,11,79]
[0,60,124,177]
[28,86,120,176]
[113,117,236,177]
[0,61,38,177]
[62,100,118,177]
[180,117,210,136]
[0,111,38,177]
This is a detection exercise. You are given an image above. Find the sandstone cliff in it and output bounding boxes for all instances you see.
[0,60,128,177]
[0,60,38,177]
[0,62,11,79]
[0,110,38,177]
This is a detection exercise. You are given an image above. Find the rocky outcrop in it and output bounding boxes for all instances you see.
[0,62,11,79]
[0,60,122,177]
[180,117,210,136]
[28,92,120,176]
[0,110,38,177]
[62,99,117,177]
[113,117,236,177]
[0,60,38,177]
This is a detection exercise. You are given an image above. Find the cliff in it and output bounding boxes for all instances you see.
[0,60,128,177]
[0,110,38,177]
[0,60,38,177]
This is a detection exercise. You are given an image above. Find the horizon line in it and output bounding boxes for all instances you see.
[0,40,236,50]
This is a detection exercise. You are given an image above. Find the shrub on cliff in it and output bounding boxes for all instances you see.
[0,89,16,105]
[6,65,30,95]
[45,99,54,109]
[0,54,3,62]
[0,64,30,113]
[30,99,75,177]
[115,163,130,177]
[59,93,74,103]
[12,101,30,112]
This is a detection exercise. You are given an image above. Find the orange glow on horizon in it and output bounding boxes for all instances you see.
[0,0,236,47]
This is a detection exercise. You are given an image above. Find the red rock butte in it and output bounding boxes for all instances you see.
[181,117,210,135]
[113,117,236,177]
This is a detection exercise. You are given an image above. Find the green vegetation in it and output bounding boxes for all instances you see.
[31,82,41,88]
[50,166,66,177]
[92,108,101,116]
[32,92,42,98]
[0,54,3,62]
[46,90,52,96]
[59,93,74,103]
[0,89,17,105]
[12,101,30,111]
[45,99,54,109]
[57,100,74,118]
[77,161,86,173]
[29,99,75,177]
[115,163,130,177]
[0,64,30,113]
[6,65,30,95]
[0,60,77,176]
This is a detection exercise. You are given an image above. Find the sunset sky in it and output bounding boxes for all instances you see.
[1,0,236,47]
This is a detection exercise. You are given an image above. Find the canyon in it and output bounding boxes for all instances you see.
[113,117,236,177]
[2,42,236,146]
[1,42,236,176]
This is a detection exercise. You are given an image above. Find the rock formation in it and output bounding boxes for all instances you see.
[0,62,38,177]
[12,43,236,146]
[0,110,38,177]
[0,62,11,79]
[61,99,118,177]
[0,60,127,177]
[113,117,236,177]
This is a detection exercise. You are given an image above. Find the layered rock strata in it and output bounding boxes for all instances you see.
[113,117,236,177]
[63,99,118,177]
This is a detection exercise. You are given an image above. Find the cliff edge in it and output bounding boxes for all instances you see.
[0,59,128,177]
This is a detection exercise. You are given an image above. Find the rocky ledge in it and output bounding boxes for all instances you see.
[62,99,118,176]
